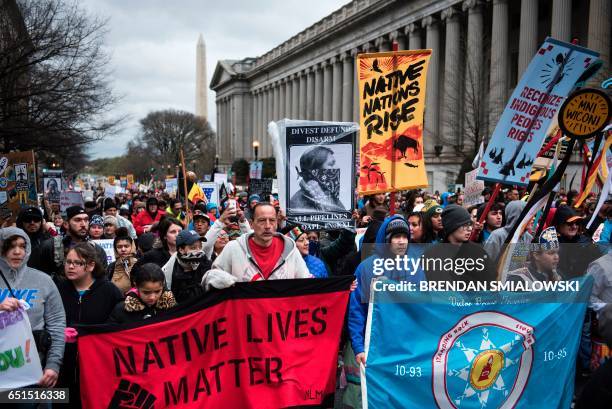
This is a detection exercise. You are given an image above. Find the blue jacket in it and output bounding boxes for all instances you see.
[348,215,426,355]
[598,219,612,244]
[303,254,328,278]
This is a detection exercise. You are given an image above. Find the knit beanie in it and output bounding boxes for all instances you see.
[442,204,472,236]
[384,217,410,243]
[248,194,261,204]
[90,214,104,227]
[285,226,306,241]
[103,215,118,227]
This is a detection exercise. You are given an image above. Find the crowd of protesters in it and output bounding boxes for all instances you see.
[1,183,611,408]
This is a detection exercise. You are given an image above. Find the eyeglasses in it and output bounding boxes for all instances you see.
[460,222,474,231]
[65,260,86,267]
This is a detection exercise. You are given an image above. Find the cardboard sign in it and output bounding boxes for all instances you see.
[0,151,37,223]
[214,173,228,185]
[92,239,115,263]
[248,178,273,199]
[463,169,485,207]
[59,191,84,213]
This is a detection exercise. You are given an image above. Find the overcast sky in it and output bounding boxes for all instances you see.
[80,0,349,159]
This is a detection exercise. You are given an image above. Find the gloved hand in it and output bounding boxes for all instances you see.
[202,269,237,291]
[65,327,78,343]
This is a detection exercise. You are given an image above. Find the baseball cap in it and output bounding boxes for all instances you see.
[176,230,205,247]
[193,209,210,222]
[553,205,584,225]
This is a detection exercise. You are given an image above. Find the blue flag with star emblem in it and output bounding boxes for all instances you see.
[362,277,592,409]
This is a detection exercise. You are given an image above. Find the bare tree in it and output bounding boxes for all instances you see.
[139,109,216,173]
[0,0,123,157]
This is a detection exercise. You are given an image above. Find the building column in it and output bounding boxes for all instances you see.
[291,74,300,118]
[341,52,354,122]
[422,16,440,153]
[352,48,360,122]
[255,88,263,143]
[390,29,405,50]
[518,0,538,76]
[323,60,333,121]
[489,0,509,137]
[375,36,391,52]
[442,7,461,147]
[251,92,257,152]
[273,81,280,123]
[463,0,484,147]
[588,0,611,85]
[299,70,307,119]
[261,88,268,157]
[306,67,315,120]
[314,64,324,120]
[406,23,421,49]
[233,94,244,158]
[332,56,343,121]
[267,85,274,156]
[279,80,286,120]
[551,0,572,42]
[285,77,292,119]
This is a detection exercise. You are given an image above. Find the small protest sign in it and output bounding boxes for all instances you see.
[60,191,84,213]
[464,169,485,207]
[0,151,37,223]
[248,178,273,199]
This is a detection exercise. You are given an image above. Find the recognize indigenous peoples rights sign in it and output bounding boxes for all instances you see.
[78,278,351,409]
[478,38,600,186]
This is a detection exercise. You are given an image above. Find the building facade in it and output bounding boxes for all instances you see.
[210,0,609,193]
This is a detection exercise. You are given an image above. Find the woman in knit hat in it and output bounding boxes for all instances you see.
[88,214,104,240]
[421,200,444,243]
[285,226,328,278]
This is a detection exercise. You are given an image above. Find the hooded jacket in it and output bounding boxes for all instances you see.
[348,216,425,355]
[0,227,66,373]
[202,232,311,289]
[16,211,51,272]
[132,208,166,236]
[484,200,533,260]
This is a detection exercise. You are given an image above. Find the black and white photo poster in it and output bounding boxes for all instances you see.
[284,121,357,230]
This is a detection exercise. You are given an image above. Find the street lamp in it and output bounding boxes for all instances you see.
[253,140,259,162]
[214,155,219,174]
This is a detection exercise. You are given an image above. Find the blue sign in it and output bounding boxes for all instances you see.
[363,278,591,408]
[478,38,600,186]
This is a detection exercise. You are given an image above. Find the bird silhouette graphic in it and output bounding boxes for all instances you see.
[371,59,383,73]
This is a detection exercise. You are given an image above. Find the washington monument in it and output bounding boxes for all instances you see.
[195,33,208,120]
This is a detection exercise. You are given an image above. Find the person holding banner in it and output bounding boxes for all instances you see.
[0,227,66,389]
[56,242,123,407]
[285,226,328,278]
[349,215,424,365]
[202,203,311,290]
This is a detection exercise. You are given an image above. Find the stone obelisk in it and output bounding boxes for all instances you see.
[195,34,208,120]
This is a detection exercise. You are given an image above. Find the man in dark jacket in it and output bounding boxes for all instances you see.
[554,205,602,279]
[39,206,108,277]
[423,205,496,283]
[16,206,51,272]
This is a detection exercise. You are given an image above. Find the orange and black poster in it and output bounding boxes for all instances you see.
[357,50,431,194]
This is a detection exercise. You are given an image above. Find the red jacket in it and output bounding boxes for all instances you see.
[133,209,166,236]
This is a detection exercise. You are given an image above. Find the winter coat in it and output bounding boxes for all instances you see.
[132,209,166,236]
[484,200,533,260]
[203,233,311,289]
[115,214,137,239]
[0,227,66,374]
[586,252,612,311]
[558,234,602,280]
[161,254,212,303]
[107,256,139,295]
[423,240,496,283]
[304,254,328,278]
[56,277,122,404]
[133,247,172,271]
[38,235,108,277]
[348,216,426,355]
[319,228,356,275]
[108,290,177,324]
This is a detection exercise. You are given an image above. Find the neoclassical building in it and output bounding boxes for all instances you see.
[210,0,609,192]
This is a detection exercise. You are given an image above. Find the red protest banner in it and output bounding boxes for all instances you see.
[78,278,351,409]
